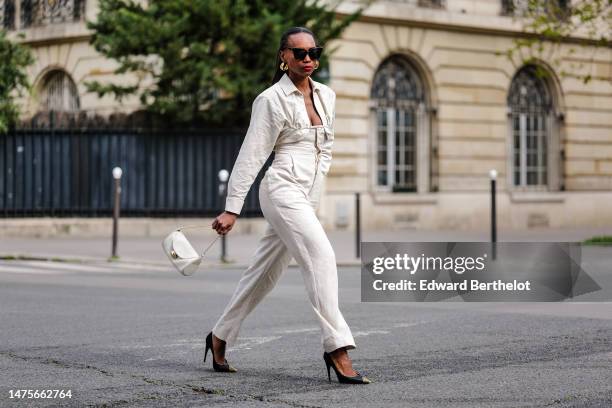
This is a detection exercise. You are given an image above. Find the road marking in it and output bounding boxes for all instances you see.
[133,321,440,361]
[0,260,171,275]
[277,327,319,334]
[0,264,75,275]
[227,336,283,351]
[352,330,390,337]
[16,261,125,274]
[101,262,173,272]
[392,320,433,328]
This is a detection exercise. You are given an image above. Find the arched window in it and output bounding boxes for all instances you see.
[507,65,560,190]
[371,55,432,193]
[38,70,80,112]
[501,0,570,17]
[1,0,16,29]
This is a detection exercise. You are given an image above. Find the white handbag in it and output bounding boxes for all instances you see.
[162,226,221,276]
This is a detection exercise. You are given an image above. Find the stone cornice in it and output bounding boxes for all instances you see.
[335,3,610,47]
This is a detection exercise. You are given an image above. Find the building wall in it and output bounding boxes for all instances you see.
[8,0,143,117]
[319,0,612,231]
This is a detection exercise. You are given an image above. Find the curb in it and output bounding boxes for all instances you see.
[0,253,363,269]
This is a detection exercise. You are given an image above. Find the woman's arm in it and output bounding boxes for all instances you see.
[224,94,284,215]
[319,90,336,176]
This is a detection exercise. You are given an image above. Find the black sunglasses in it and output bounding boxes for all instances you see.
[284,46,323,61]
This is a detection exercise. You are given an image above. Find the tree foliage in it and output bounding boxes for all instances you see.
[0,31,34,133]
[86,0,370,126]
[503,0,611,84]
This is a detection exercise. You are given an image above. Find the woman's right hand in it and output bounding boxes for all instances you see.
[212,211,238,235]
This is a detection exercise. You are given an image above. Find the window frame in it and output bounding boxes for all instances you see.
[506,65,562,193]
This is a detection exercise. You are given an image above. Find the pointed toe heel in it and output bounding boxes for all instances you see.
[323,352,371,384]
[205,331,238,373]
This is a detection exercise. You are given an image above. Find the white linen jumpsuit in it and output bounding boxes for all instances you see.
[212,73,356,353]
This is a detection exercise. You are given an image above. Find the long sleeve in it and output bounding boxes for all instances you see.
[225,94,284,215]
[319,90,336,176]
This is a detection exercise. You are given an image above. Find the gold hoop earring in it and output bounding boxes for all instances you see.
[280,61,288,71]
[314,61,320,70]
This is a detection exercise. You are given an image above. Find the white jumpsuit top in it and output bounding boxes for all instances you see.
[212,72,357,354]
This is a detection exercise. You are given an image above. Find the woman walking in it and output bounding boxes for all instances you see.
[208,27,370,385]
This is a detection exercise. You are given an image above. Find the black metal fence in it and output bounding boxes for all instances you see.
[0,127,270,217]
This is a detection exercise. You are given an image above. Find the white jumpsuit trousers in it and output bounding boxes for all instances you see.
[212,125,357,353]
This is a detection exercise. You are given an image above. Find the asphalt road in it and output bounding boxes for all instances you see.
[0,250,611,407]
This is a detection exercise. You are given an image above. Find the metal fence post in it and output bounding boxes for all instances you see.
[355,192,361,258]
[111,167,123,259]
[218,169,229,262]
[489,169,497,260]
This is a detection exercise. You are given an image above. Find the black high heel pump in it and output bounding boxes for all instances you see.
[204,331,237,372]
[323,351,371,384]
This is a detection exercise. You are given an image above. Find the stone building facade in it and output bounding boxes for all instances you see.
[3,0,141,117]
[3,0,611,231]
[321,0,612,232]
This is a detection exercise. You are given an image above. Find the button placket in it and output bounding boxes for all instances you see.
[293,92,306,128]
[309,127,322,195]
[313,90,327,127]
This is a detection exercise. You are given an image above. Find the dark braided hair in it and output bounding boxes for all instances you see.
[271,27,318,85]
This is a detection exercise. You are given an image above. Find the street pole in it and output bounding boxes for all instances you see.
[111,167,123,259]
[355,192,361,258]
[218,169,229,263]
[489,169,497,260]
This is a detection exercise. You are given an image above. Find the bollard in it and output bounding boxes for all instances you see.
[218,169,229,262]
[489,169,497,260]
[355,192,361,258]
[111,167,123,259]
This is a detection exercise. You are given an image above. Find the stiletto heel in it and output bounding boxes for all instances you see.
[205,331,237,373]
[203,342,210,362]
[323,351,371,384]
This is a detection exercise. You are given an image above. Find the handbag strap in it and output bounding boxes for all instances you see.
[176,224,222,258]
[198,234,221,258]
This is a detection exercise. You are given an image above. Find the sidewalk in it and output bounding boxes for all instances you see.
[1,226,609,269]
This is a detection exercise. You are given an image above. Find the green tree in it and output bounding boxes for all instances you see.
[0,31,34,133]
[502,0,611,83]
[86,0,371,126]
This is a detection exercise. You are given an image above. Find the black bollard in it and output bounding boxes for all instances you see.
[355,192,361,258]
[218,169,229,262]
[111,167,123,259]
[489,169,497,260]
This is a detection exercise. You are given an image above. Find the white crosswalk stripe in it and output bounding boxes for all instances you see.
[0,260,173,275]
[0,263,75,275]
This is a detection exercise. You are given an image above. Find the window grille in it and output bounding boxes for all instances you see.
[20,0,85,28]
[38,70,80,112]
[418,0,445,8]
[371,56,427,192]
[501,0,570,18]
[379,0,445,8]
[1,0,16,29]
[507,66,552,188]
